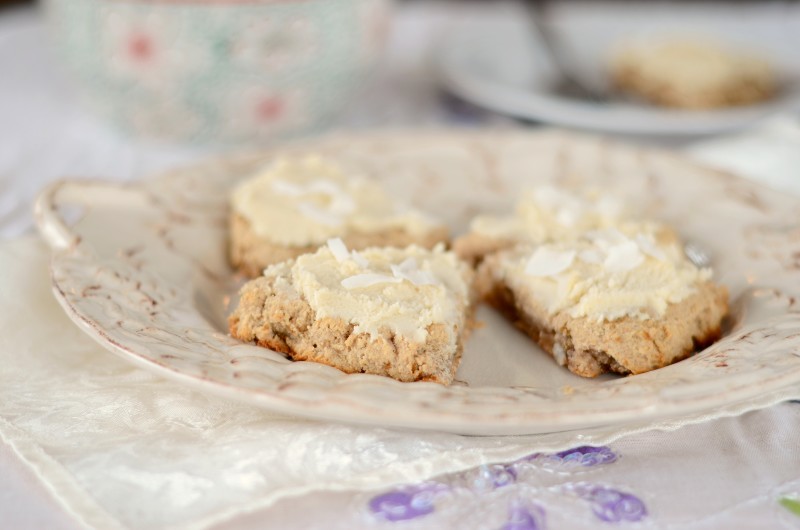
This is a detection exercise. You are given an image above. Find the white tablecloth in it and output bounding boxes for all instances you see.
[2,3,800,530]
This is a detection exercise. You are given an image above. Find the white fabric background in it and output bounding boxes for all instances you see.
[2,3,800,530]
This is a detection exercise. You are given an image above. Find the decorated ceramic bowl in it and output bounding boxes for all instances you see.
[44,0,391,145]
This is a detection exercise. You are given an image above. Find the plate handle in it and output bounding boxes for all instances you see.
[35,180,84,252]
[34,180,142,253]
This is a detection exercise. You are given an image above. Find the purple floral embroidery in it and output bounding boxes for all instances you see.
[571,484,647,523]
[501,502,546,530]
[368,483,447,522]
[364,448,638,527]
[554,446,618,467]
[517,446,618,470]
[473,464,517,491]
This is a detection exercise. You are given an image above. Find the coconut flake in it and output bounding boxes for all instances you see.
[603,240,644,273]
[635,234,668,261]
[271,179,305,196]
[399,257,417,270]
[330,194,355,215]
[327,238,350,262]
[585,228,628,248]
[555,207,581,227]
[327,238,369,268]
[341,273,402,289]
[274,178,355,224]
[395,257,417,273]
[413,271,439,285]
[350,251,369,268]
[595,195,623,218]
[525,248,576,277]
[533,186,584,227]
[306,180,341,196]
[297,202,343,226]
[392,267,438,286]
[390,257,439,286]
[307,180,355,215]
[578,248,604,264]
[533,185,571,208]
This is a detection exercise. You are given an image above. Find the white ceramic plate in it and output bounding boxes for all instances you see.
[437,17,800,136]
[36,130,800,435]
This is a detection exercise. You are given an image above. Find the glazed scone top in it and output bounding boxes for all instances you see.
[470,186,626,244]
[232,156,438,246]
[263,239,472,343]
[492,222,712,322]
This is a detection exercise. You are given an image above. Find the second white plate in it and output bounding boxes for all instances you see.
[437,16,800,136]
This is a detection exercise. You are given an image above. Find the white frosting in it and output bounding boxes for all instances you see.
[232,156,439,246]
[470,186,627,244]
[264,241,472,344]
[495,223,712,322]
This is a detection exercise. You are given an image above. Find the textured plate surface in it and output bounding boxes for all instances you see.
[36,130,800,435]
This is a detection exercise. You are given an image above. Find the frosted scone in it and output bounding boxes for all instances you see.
[230,156,448,277]
[611,40,776,109]
[476,224,728,377]
[228,239,474,385]
[453,186,626,265]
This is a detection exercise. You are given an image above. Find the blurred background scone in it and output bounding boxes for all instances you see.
[230,156,449,277]
[611,39,778,109]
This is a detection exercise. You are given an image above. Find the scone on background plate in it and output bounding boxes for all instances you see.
[230,156,449,277]
[476,223,728,377]
[228,239,474,385]
[611,39,777,109]
[453,186,627,266]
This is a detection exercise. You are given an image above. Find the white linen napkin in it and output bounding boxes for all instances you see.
[687,117,800,196]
